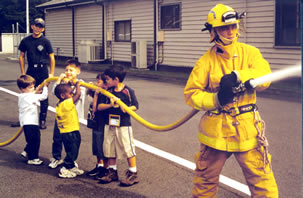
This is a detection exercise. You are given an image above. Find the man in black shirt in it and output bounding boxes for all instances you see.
[13,18,55,129]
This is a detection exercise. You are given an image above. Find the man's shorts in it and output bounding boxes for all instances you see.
[92,129,105,159]
[103,125,136,159]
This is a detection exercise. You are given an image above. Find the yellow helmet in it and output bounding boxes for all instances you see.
[202,4,242,31]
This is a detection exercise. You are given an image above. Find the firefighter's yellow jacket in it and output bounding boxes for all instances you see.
[184,41,271,152]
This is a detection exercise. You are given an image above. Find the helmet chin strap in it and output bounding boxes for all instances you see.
[216,31,239,45]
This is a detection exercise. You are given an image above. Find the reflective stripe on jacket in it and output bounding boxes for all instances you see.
[184,41,271,152]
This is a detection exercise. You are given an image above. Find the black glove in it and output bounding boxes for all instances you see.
[244,79,255,90]
[218,85,234,106]
[217,72,238,106]
[219,72,238,88]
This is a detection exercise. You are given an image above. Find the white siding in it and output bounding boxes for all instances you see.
[105,0,154,65]
[74,4,103,58]
[158,0,250,68]
[45,8,73,57]
[245,0,301,69]
[43,0,301,70]
[159,0,300,69]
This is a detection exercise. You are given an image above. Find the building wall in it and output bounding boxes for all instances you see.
[105,0,154,65]
[45,3,103,59]
[158,0,301,69]
[246,0,301,69]
[0,34,14,53]
[45,7,73,57]
[74,4,104,59]
[42,0,301,70]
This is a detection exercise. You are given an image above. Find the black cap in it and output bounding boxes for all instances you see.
[33,18,45,28]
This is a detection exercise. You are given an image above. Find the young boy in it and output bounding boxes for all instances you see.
[17,74,48,165]
[86,73,109,179]
[49,59,86,169]
[54,82,83,178]
[97,66,139,187]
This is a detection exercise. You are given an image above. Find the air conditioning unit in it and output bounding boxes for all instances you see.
[78,40,101,63]
[131,40,147,69]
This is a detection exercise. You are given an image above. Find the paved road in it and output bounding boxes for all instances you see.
[0,55,301,198]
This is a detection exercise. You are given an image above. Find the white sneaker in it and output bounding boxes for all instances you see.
[21,151,27,158]
[27,158,43,165]
[48,158,64,169]
[58,167,77,178]
[70,166,84,175]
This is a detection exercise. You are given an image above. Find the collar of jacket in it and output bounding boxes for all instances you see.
[214,37,239,59]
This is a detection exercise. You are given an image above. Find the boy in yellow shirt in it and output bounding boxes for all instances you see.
[54,82,83,178]
[49,59,86,169]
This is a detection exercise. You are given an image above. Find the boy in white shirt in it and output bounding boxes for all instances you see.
[17,74,48,165]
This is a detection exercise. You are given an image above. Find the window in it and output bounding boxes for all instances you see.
[160,3,181,30]
[115,20,131,42]
[275,0,301,47]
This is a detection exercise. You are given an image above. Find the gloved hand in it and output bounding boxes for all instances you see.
[217,85,234,106]
[217,72,239,106]
[244,79,255,90]
[219,72,239,88]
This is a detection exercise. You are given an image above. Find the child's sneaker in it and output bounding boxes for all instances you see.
[21,151,27,159]
[98,168,119,184]
[27,158,43,166]
[120,170,139,186]
[48,158,63,169]
[70,166,84,175]
[86,165,106,177]
[58,167,77,178]
[94,167,109,180]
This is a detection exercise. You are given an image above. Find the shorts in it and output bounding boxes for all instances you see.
[92,129,105,159]
[103,125,136,159]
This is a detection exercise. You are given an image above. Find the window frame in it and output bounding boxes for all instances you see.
[160,3,182,31]
[274,0,301,48]
[114,20,131,42]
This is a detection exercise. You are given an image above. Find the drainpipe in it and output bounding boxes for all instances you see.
[95,0,105,60]
[102,4,105,60]
[72,7,75,57]
[153,0,158,71]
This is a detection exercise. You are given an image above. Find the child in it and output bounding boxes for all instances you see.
[49,59,86,169]
[17,74,48,165]
[54,82,83,178]
[97,66,139,187]
[86,73,109,179]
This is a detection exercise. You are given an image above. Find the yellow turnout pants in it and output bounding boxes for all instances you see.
[192,144,278,198]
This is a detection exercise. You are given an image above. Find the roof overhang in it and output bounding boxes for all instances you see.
[36,0,109,10]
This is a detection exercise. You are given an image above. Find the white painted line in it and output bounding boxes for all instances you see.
[0,86,251,196]
[0,87,19,97]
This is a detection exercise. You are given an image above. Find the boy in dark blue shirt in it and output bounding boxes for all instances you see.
[97,66,139,187]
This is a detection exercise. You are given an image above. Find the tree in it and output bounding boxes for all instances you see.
[0,0,50,33]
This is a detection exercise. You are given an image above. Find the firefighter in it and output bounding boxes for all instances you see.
[184,4,278,197]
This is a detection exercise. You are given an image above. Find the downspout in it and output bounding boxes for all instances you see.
[95,0,105,60]
[72,7,75,57]
[153,0,158,71]
[102,3,105,60]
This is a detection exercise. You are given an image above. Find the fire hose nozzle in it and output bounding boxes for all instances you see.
[232,79,256,94]
[232,83,246,94]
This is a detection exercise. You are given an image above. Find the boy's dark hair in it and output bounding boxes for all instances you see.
[54,84,71,100]
[65,59,81,70]
[17,75,36,89]
[104,65,127,82]
[96,72,107,83]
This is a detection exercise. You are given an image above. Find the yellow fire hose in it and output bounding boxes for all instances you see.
[0,77,198,147]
